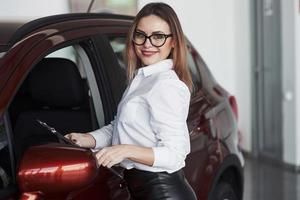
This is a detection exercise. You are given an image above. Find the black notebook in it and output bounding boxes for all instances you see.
[36,119,79,147]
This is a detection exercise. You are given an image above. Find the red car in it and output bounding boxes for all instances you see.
[0,13,244,200]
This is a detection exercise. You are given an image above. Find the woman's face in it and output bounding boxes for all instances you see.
[134,15,174,66]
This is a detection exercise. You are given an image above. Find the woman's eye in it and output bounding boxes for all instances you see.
[135,32,145,39]
[152,34,165,40]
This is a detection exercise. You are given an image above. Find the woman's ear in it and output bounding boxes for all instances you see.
[171,39,176,48]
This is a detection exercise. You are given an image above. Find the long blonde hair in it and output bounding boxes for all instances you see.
[125,2,193,91]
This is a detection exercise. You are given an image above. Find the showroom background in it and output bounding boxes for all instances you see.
[1,0,300,169]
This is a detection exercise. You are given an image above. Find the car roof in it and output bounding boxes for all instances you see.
[0,22,26,52]
[0,13,134,52]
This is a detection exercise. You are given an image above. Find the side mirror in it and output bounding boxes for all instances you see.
[17,143,98,196]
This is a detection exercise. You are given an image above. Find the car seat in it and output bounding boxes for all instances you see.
[13,58,93,162]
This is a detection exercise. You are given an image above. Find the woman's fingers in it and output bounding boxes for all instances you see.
[64,133,96,148]
[107,157,122,168]
[102,159,111,167]
[96,148,108,166]
[64,133,71,139]
[65,133,79,145]
[95,145,128,168]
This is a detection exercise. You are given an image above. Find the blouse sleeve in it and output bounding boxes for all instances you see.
[89,117,115,149]
[148,79,191,171]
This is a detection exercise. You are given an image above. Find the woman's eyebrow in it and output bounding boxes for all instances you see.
[136,29,166,35]
[136,29,146,34]
[152,31,165,34]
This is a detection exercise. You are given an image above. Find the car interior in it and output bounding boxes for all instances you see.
[8,56,95,164]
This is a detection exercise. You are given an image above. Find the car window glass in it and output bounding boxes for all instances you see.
[0,118,12,190]
[108,36,127,70]
[46,46,76,62]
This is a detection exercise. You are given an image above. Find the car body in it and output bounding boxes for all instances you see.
[0,13,244,200]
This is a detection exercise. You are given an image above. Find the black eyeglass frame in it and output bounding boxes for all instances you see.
[132,32,173,47]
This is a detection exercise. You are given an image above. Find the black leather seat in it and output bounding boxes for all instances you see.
[13,58,93,161]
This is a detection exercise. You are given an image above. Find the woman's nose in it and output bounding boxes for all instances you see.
[143,38,152,48]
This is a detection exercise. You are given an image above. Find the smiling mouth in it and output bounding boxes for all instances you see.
[141,50,158,57]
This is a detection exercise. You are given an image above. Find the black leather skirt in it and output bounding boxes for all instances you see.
[124,168,197,200]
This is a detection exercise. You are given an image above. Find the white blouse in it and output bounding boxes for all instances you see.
[90,59,191,173]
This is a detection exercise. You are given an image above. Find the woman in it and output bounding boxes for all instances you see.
[66,2,197,200]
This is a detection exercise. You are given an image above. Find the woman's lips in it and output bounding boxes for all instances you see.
[141,50,158,57]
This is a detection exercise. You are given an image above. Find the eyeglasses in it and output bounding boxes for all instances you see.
[133,31,173,47]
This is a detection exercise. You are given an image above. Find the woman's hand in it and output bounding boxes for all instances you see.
[65,133,96,148]
[95,145,130,168]
[95,145,154,168]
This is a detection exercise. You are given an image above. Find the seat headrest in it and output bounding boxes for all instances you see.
[29,58,85,108]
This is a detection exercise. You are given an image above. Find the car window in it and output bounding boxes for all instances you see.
[0,117,13,190]
[108,35,127,70]
[46,46,77,62]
